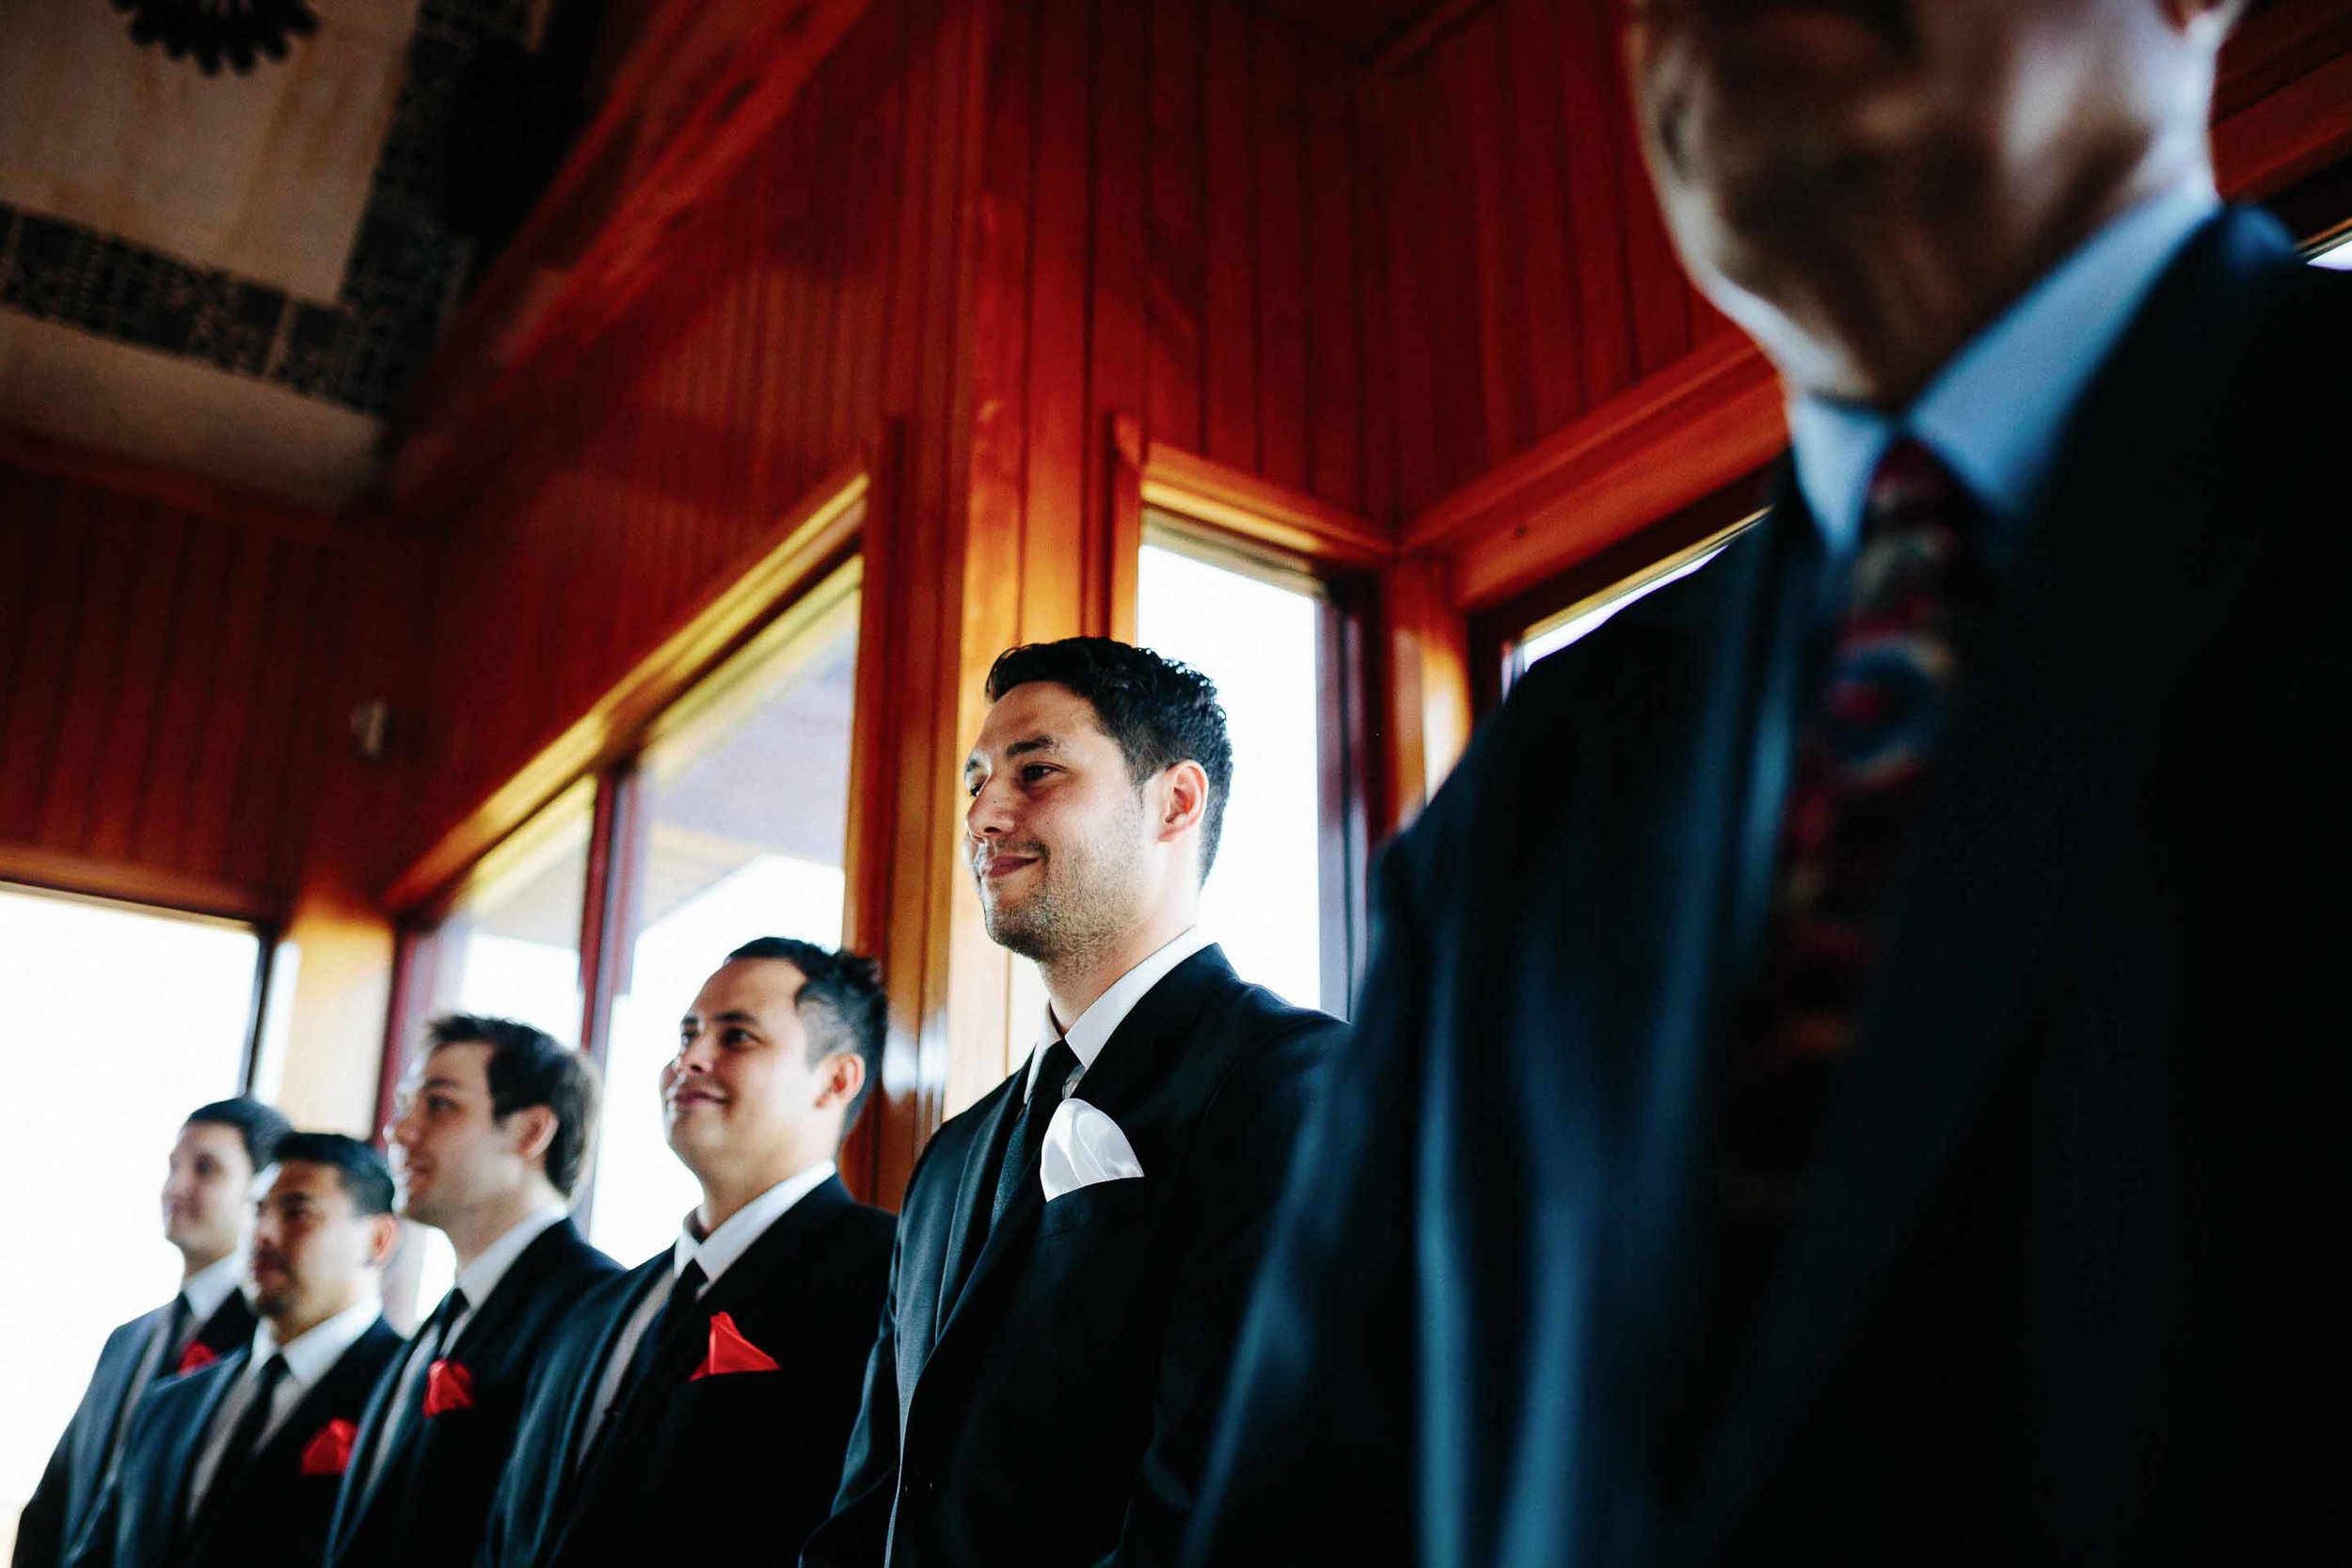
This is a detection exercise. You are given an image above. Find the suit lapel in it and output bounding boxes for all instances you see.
[157,1352,246,1545]
[925,952,1229,1358]
[933,1075,1023,1334]
[326,1338,410,1557]
[556,1180,854,1542]
[1682,209,2301,1552]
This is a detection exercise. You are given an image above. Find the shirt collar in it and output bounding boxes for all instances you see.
[1788,178,2219,561]
[452,1203,568,1313]
[251,1297,381,1386]
[181,1253,245,1324]
[670,1161,837,1285]
[1025,926,1216,1101]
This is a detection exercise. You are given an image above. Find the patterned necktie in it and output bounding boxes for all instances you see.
[1726,438,1988,1207]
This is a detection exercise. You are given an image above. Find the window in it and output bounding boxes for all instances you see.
[2312,230,2352,270]
[592,566,861,1261]
[0,884,261,1560]
[1135,524,1360,1015]
[1512,532,1740,682]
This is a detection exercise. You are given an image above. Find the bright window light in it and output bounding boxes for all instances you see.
[2312,231,2352,271]
[1137,534,1327,1013]
[593,568,860,1262]
[0,885,257,1560]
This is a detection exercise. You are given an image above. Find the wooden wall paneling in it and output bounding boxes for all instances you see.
[80,511,182,868]
[37,497,137,852]
[1086,0,1152,641]
[0,483,86,846]
[1421,40,1495,507]
[1251,12,1310,494]
[1352,95,1400,529]
[1498,0,1584,436]
[1556,0,1636,410]
[1301,48,1362,515]
[1026,0,1093,638]
[1146,0,1208,457]
[1105,412,1147,646]
[1377,77,1446,515]
[224,542,328,892]
[131,522,237,874]
[1462,6,1534,471]
[1202,1,1260,474]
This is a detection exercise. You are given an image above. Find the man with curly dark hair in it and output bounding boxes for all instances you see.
[804,637,1343,1568]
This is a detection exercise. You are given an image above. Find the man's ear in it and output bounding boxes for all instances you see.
[364,1212,401,1269]
[1157,760,1211,842]
[506,1104,559,1169]
[816,1051,866,1116]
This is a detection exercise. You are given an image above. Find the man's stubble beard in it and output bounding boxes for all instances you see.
[979,801,1152,974]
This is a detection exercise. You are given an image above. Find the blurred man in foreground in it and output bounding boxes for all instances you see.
[482,939,893,1568]
[1188,2,2345,1562]
[323,1015,619,1568]
[72,1134,403,1568]
[14,1098,290,1568]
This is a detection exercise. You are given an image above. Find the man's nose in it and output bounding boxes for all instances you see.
[966,775,1013,840]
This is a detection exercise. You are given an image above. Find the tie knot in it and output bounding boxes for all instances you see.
[1035,1038,1080,1104]
[1863,437,1969,530]
[255,1352,289,1389]
[675,1259,708,1299]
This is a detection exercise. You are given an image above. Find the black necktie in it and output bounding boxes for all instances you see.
[187,1353,288,1544]
[157,1293,196,1367]
[991,1039,1079,1228]
[613,1262,708,1422]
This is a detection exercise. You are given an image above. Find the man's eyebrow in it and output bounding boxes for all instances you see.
[420,1074,465,1093]
[965,734,1064,776]
[681,1009,762,1027]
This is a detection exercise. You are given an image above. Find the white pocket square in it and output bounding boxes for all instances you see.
[1040,1097,1145,1201]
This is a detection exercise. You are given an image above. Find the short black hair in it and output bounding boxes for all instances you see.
[184,1098,291,1172]
[984,637,1234,877]
[424,1014,601,1196]
[271,1132,395,1217]
[723,938,887,1140]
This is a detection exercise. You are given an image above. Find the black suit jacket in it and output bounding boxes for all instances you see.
[13,1287,256,1568]
[67,1317,403,1568]
[478,1174,893,1568]
[1184,207,2349,1566]
[324,1218,618,1568]
[803,945,1343,1568]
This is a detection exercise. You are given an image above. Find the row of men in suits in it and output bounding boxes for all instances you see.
[23,0,2346,1559]
[21,636,1345,1568]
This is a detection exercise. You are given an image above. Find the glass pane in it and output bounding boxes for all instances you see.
[401,778,596,1316]
[0,886,257,1560]
[1136,533,1326,1012]
[1518,544,1729,675]
[2312,232,2352,271]
[593,567,862,1262]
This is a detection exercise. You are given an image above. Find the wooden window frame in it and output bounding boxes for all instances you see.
[374,449,891,1205]
[1107,416,1382,1015]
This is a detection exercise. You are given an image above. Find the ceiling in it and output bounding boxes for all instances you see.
[0,0,549,505]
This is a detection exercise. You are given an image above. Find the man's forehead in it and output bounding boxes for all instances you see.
[689,958,807,1018]
[971,683,1111,763]
[176,1120,244,1156]
[416,1039,490,1086]
[262,1162,342,1202]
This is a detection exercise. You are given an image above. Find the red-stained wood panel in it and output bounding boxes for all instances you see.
[1147,0,1208,457]
[0,463,349,912]
[1201,2,1259,474]
[1252,14,1310,492]
[1302,53,1361,514]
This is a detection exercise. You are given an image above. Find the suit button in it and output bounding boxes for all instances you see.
[901,1470,938,1500]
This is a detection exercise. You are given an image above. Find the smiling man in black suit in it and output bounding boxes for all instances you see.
[69,1132,404,1568]
[322,1015,618,1568]
[1185,1,2347,1564]
[802,639,1344,1568]
[480,938,895,1568]
[14,1097,289,1568]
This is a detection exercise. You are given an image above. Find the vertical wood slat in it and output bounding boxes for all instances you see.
[1201,0,1257,473]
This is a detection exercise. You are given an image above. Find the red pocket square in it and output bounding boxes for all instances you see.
[689,1311,780,1381]
[300,1418,358,1478]
[423,1358,475,1417]
[173,1341,218,1375]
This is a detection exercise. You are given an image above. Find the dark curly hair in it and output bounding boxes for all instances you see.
[723,938,888,1139]
[984,638,1234,879]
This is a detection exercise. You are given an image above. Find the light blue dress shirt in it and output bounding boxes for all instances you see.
[1787,178,2222,575]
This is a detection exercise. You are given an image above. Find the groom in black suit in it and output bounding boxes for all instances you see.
[322,1015,618,1568]
[1186,2,2347,1564]
[480,939,895,1568]
[69,1134,405,1568]
[14,1097,288,1568]
[803,639,1344,1568]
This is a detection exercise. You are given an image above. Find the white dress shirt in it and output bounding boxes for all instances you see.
[184,1296,382,1517]
[579,1161,837,1449]
[1023,926,1216,1102]
[178,1254,246,1340]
